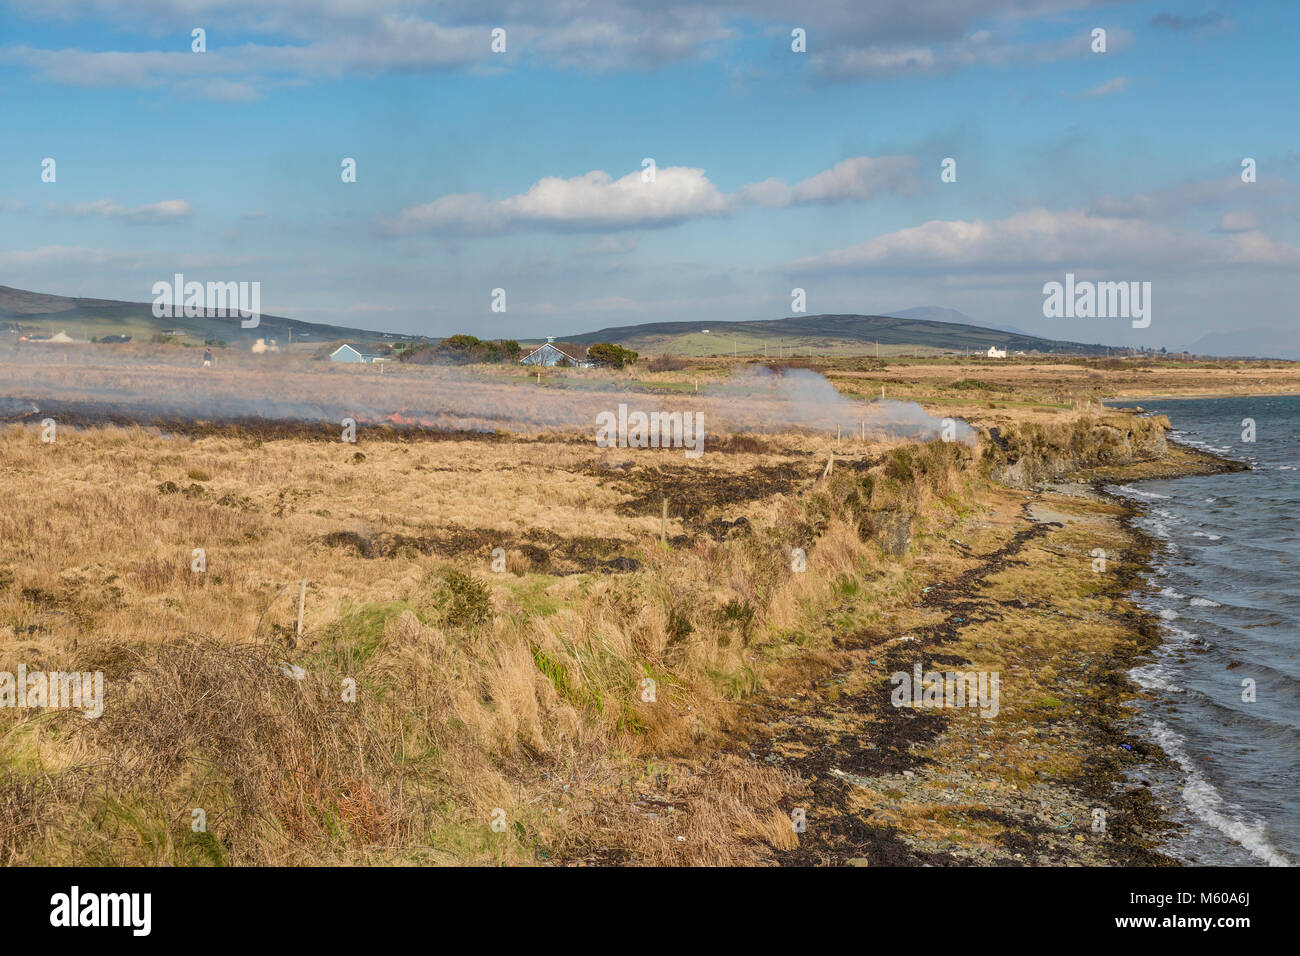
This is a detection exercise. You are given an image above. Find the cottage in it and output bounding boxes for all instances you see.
[986,346,1007,359]
[330,343,386,364]
[519,338,593,368]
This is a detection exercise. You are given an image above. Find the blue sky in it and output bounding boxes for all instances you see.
[1,0,1297,350]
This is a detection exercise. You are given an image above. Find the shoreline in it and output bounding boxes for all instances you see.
[722,436,1251,866]
[1105,390,1300,404]
[1085,442,1250,866]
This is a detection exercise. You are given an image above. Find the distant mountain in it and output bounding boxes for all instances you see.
[1184,328,1300,360]
[562,313,1115,356]
[0,285,419,346]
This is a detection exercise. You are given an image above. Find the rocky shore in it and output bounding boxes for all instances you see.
[716,431,1248,866]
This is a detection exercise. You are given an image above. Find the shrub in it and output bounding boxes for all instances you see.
[399,336,521,366]
[421,569,492,628]
[588,342,638,369]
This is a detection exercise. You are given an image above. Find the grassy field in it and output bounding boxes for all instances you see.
[0,350,1282,865]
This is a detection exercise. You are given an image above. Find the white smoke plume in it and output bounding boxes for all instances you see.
[0,345,973,443]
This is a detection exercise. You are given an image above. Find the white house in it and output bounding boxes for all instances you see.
[330,343,386,364]
[986,346,1007,359]
[519,337,593,368]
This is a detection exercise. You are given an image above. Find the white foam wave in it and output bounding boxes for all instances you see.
[1146,719,1291,867]
[1123,487,1172,500]
[1129,663,1183,693]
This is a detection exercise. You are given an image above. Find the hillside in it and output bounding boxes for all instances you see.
[3,285,1120,357]
[0,285,416,347]
[560,313,1117,357]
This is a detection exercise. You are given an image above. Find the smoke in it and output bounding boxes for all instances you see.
[0,346,973,443]
[0,397,40,421]
[726,365,976,443]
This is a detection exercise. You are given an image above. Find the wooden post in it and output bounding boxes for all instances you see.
[861,420,866,441]
[661,498,668,545]
[837,423,841,445]
[822,454,833,479]
[296,579,307,637]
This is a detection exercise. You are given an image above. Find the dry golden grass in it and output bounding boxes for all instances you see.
[2,401,969,864]
[0,356,1236,866]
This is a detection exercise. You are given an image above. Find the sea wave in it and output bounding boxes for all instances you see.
[1146,719,1291,867]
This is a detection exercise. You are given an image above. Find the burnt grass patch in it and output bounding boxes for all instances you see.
[320,526,642,575]
[596,461,811,520]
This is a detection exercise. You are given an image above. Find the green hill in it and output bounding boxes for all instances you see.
[560,314,1118,357]
[2,284,1122,357]
[0,285,419,347]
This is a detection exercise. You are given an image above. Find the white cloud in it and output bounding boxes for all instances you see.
[786,208,1300,274]
[0,1,1140,92]
[1088,173,1296,220]
[741,155,919,206]
[1217,210,1260,233]
[811,27,1134,80]
[392,155,917,236]
[0,245,137,267]
[392,166,730,234]
[52,198,194,223]
[1079,76,1126,98]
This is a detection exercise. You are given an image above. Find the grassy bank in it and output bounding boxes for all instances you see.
[0,398,1243,865]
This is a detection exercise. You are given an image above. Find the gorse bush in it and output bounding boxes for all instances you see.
[420,568,492,628]
[587,342,639,369]
[399,335,522,366]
